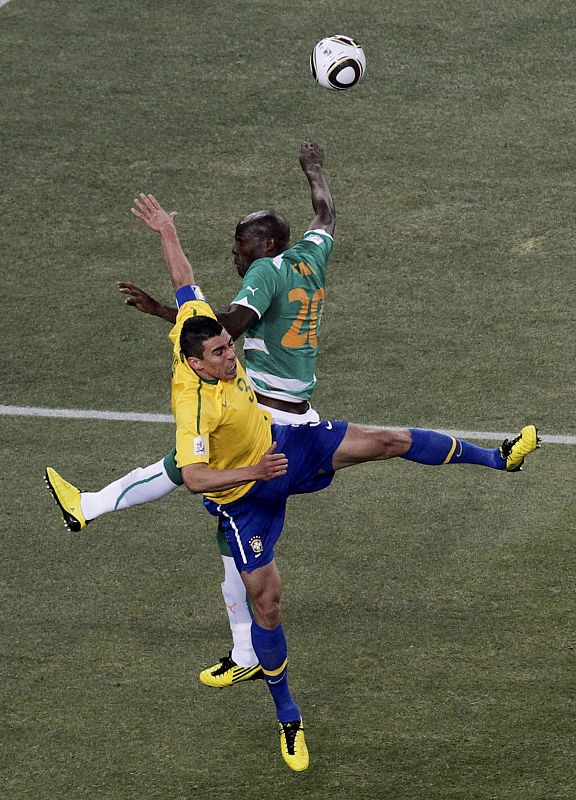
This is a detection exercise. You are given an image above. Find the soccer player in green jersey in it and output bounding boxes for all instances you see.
[86,192,538,772]
[46,141,336,687]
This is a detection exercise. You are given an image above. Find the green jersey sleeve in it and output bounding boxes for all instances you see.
[231,257,282,319]
[291,229,334,265]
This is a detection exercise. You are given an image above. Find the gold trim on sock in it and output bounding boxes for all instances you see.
[262,658,288,677]
[443,437,457,464]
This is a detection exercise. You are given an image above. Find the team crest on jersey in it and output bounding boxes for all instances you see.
[249,536,263,555]
[193,436,207,455]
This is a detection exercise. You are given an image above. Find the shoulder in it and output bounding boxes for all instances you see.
[170,296,217,340]
[176,295,217,325]
[277,232,334,274]
[177,302,216,322]
[286,230,334,258]
[241,256,283,288]
[244,254,279,276]
[173,366,221,414]
[302,229,334,246]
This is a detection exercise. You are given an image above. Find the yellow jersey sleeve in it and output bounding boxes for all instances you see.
[170,298,221,467]
[173,382,221,467]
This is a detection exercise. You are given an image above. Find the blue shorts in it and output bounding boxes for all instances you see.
[203,421,348,573]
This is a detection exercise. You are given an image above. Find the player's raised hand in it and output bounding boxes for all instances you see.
[117,282,178,323]
[301,140,335,235]
[256,442,288,481]
[299,140,325,173]
[117,282,162,315]
[131,193,177,233]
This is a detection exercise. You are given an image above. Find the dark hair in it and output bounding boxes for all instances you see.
[235,209,290,252]
[180,315,224,359]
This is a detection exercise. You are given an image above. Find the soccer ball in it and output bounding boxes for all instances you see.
[310,35,366,90]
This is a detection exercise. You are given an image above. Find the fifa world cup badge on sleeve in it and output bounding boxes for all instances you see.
[194,437,207,456]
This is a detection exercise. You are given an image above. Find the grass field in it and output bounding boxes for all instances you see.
[1,1,575,798]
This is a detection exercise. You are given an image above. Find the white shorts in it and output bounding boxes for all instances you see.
[258,402,320,427]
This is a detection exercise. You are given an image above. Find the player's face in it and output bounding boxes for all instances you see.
[189,330,237,382]
[232,234,269,277]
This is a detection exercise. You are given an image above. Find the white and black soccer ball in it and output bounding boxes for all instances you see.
[310,35,366,90]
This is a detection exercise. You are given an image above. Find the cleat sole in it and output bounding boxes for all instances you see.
[44,469,85,532]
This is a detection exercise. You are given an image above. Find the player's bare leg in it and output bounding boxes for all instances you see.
[242,561,308,772]
[332,424,539,471]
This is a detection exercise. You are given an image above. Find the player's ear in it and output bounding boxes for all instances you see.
[187,355,203,370]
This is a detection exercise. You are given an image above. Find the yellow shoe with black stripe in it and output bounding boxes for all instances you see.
[44,467,88,532]
[199,652,263,687]
[499,425,541,472]
[279,719,309,772]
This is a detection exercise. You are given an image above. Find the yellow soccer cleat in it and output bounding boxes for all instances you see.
[500,425,541,472]
[199,652,263,687]
[44,467,88,532]
[279,719,309,772]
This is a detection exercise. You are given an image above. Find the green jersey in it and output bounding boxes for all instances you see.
[231,229,333,402]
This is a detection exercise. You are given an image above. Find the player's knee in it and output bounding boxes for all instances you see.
[252,595,281,628]
[373,427,412,457]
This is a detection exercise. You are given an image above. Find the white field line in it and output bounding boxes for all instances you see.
[0,404,574,445]
[0,1,15,7]
[0,404,172,424]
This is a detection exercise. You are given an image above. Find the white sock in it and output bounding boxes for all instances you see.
[80,459,179,520]
[220,555,258,667]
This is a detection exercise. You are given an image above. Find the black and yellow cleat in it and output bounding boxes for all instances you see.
[500,425,541,472]
[279,719,309,772]
[44,467,88,532]
[199,652,263,687]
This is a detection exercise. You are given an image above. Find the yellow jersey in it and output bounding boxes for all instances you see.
[169,299,273,504]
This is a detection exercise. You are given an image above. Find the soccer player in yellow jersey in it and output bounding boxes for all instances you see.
[170,302,275,505]
[45,142,336,687]
[123,193,539,772]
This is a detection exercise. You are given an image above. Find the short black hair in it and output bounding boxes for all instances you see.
[235,209,290,252]
[180,315,224,359]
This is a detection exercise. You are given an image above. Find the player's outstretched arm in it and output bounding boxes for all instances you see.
[299,141,336,235]
[181,444,288,494]
[131,194,196,291]
[117,281,255,337]
[117,282,177,324]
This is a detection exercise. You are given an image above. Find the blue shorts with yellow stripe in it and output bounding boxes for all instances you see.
[203,420,348,573]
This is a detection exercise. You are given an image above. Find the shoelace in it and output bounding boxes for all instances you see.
[500,432,521,458]
[282,722,301,754]
[213,654,236,675]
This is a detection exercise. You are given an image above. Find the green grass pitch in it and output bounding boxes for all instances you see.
[1,1,575,798]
